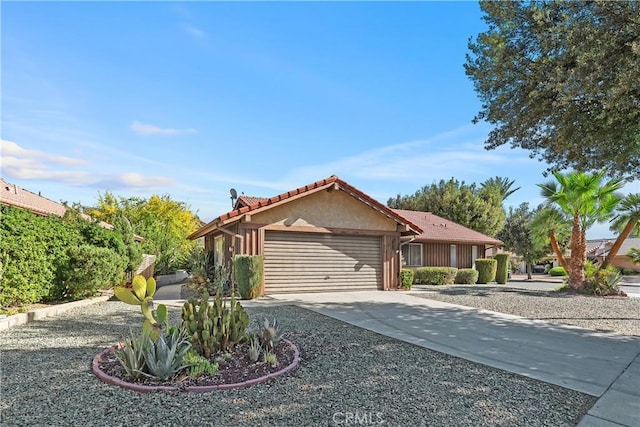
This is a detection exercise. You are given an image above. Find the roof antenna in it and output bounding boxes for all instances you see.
[230,188,238,207]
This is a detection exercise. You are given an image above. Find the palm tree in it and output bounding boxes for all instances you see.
[537,171,624,290]
[530,206,571,273]
[480,176,521,201]
[602,193,640,269]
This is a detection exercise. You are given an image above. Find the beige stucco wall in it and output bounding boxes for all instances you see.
[251,189,397,231]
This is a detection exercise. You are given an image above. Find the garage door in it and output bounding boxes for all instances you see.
[263,231,382,293]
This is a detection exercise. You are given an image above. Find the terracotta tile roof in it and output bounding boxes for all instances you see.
[189,175,423,239]
[235,195,268,208]
[1,178,67,217]
[391,209,503,245]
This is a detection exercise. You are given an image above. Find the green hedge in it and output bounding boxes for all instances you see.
[400,269,414,289]
[234,255,264,299]
[454,268,479,284]
[414,267,458,285]
[58,245,125,299]
[476,259,497,284]
[0,205,130,307]
[494,253,509,284]
[548,266,567,276]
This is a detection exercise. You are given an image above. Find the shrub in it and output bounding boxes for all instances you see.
[414,267,458,285]
[400,269,414,289]
[476,259,497,284]
[548,266,567,276]
[583,265,623,296]
[494,253,509,284]
[454,268,479,284]
[234,255,264,299]
[0,206,82,306]
[620,268,638,275]
[58,245,126,300]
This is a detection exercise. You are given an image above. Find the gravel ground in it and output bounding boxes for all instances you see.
[0,300,595,426]
[411,286,640,336]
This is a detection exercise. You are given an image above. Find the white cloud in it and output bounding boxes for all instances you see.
[1,139,85,166]
[115,173,174,188]
[130,121,197,136]
[0,139,174,191]
[184,25,206,39]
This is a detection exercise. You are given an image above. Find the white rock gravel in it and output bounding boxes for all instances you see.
[0,300,595,426]
[410,286,640,336]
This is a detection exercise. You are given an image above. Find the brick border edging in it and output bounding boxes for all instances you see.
[0,295,111,331]
[92,338,300,393]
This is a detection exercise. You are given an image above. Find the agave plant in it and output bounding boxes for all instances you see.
[247,337,262,363]
[142,327,192,381]
[115,329,150,379]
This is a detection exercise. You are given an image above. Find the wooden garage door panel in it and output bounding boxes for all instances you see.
[264,232,382,293]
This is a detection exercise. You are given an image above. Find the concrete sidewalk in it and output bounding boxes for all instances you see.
[269,291,640,427]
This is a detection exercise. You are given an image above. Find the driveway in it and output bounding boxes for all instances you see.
[268,291,640,427]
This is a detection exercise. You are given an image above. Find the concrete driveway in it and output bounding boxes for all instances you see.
[268,291,640,427]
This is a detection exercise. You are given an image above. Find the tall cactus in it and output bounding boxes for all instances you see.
[181,291,249,357]
[114,275,167,336]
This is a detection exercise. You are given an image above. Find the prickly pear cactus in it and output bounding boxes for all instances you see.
[181,291,250,357]
[114,275,166,336]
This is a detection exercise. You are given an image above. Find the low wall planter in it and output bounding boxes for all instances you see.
[92,339,300,393]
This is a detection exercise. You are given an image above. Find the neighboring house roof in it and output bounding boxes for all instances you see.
[391,209,503,246]
[0,177,143,241]
[600,237,640,257]
[189,175,423,240]
[1,177,67,217]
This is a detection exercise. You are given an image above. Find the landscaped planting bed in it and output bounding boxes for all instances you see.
[0,300,595,426]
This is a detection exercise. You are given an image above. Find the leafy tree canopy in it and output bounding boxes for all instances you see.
[465,0,640,178]
[497,203,548,274]
[87,193,201,274]
[388,177,506,236]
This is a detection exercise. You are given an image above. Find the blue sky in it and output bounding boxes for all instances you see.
[2,2,637,239]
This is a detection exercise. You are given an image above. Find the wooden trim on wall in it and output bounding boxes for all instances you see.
[261,224,399,236]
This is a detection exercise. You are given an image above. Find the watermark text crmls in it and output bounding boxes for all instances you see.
[332,410,385,425]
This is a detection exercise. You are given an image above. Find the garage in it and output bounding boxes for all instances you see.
[263,231,382,293]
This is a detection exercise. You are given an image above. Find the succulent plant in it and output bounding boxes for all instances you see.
[115,329,150,380]
[141,327,191,381]
[183,349,218,378]
[181,291,250,358]
[247,337,261,363]
[114,275,167,336]
[261,318,282,351]
[263,351,278,368]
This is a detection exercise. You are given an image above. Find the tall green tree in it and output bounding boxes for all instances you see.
[530,206,571,273]
[388,178,505,236]
[88,193,201,274]
[465,1,640,178]
[496,203,547,279]
[538,171,623,289]
[602,193,640,268]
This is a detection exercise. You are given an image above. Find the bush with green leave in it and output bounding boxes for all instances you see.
[494,253,509,284]
[414,267,458,285]
[548,266,567,276]
[454,269,479,284]
[234,255,264,299]
[58,245,126,300]
[476,259,497,284]
[400,269,414,289]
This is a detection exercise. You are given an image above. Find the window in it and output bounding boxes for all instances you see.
[472,245,478,269]
[450,245,457,268]
[402,243,422,267]
[214,235,224,267]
